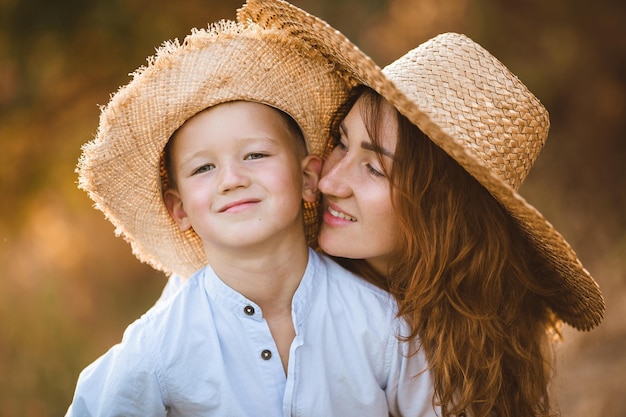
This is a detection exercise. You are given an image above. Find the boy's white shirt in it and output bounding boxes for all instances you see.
[157,273,184,304]
[66,249,438,417]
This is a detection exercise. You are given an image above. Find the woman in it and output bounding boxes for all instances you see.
[321,83,566,416]
[240,1,605,416]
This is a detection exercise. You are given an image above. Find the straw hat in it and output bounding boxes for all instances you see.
[77,20,352,279]
[238,0,604,330]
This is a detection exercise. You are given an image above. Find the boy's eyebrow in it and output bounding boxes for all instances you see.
[244,135,285,146]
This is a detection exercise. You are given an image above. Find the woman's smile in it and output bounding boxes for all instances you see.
[324,202,357,223]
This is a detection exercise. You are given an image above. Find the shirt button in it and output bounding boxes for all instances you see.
[261,349,272,360]
[243,305,255,316]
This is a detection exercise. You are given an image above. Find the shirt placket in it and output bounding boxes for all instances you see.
[239,301,287,415]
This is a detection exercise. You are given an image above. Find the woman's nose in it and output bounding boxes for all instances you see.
[319,154,352,198]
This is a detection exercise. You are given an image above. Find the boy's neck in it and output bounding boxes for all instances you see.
[206,242,309,315]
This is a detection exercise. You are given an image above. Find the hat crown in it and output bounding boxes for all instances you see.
[382,33,550,191]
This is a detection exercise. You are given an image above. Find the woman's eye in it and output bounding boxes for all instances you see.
[192,164,215,175]
[332,137,348,152]
[366,164,385,178]
[245,153,267,160]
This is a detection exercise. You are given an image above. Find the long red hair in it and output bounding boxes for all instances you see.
[334,87,562,417]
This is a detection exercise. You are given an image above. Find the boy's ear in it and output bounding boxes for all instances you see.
[163,189,192,231]
[301,154,322,203]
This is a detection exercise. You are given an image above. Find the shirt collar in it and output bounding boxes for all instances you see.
[199,248,321,323]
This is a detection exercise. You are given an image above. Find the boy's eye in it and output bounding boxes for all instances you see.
[245,153,267,160]
[192,164,215,175]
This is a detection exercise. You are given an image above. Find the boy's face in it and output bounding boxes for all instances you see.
[164,101,320,256]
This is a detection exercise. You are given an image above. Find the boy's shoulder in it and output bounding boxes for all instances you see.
[314,251,385,290]
[307,251,406,340]
[136,267,208,333]
[114,266,214,358]
[312,251,397,311]
[152,266,205,306]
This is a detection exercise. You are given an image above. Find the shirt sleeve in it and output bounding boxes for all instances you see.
[385,318,439,417]
[65,317,167,417]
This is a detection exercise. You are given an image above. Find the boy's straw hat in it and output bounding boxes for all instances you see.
[77,20,352,279]
[239,0,604,330]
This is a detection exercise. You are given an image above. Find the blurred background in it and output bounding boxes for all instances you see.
[0,0,624,415]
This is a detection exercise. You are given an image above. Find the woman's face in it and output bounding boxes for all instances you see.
[318,95,401,275]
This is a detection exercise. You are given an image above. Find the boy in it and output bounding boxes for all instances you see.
[66,19,435,417]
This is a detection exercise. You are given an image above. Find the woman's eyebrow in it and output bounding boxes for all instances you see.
[361,141,394,159]
[340,119,394,158]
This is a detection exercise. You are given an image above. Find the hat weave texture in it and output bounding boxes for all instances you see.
[239,0,605,330]
[78,20,351,278]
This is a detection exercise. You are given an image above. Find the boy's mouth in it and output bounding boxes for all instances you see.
[218,198,261,213]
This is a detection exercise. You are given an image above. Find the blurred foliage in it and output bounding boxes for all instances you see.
[0,0,624,416]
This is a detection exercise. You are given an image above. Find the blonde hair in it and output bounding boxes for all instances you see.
[339,87,562,417]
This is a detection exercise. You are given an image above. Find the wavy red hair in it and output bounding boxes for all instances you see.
[333,87,562,417]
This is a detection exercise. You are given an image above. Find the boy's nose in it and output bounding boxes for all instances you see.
[218,162,250,193]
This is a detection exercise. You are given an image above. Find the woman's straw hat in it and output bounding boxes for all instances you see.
[238,0,604,330]
[77,20,351,279]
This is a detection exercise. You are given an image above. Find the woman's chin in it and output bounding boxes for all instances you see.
[317,229,346,257]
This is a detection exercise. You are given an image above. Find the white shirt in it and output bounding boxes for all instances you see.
[66,249,437,416]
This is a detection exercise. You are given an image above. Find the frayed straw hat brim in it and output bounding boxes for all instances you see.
[78,21,352,279]
[238,0,604,330]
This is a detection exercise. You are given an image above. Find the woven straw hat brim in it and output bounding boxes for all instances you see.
[238,0,604,330]
[78,21,351,279]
